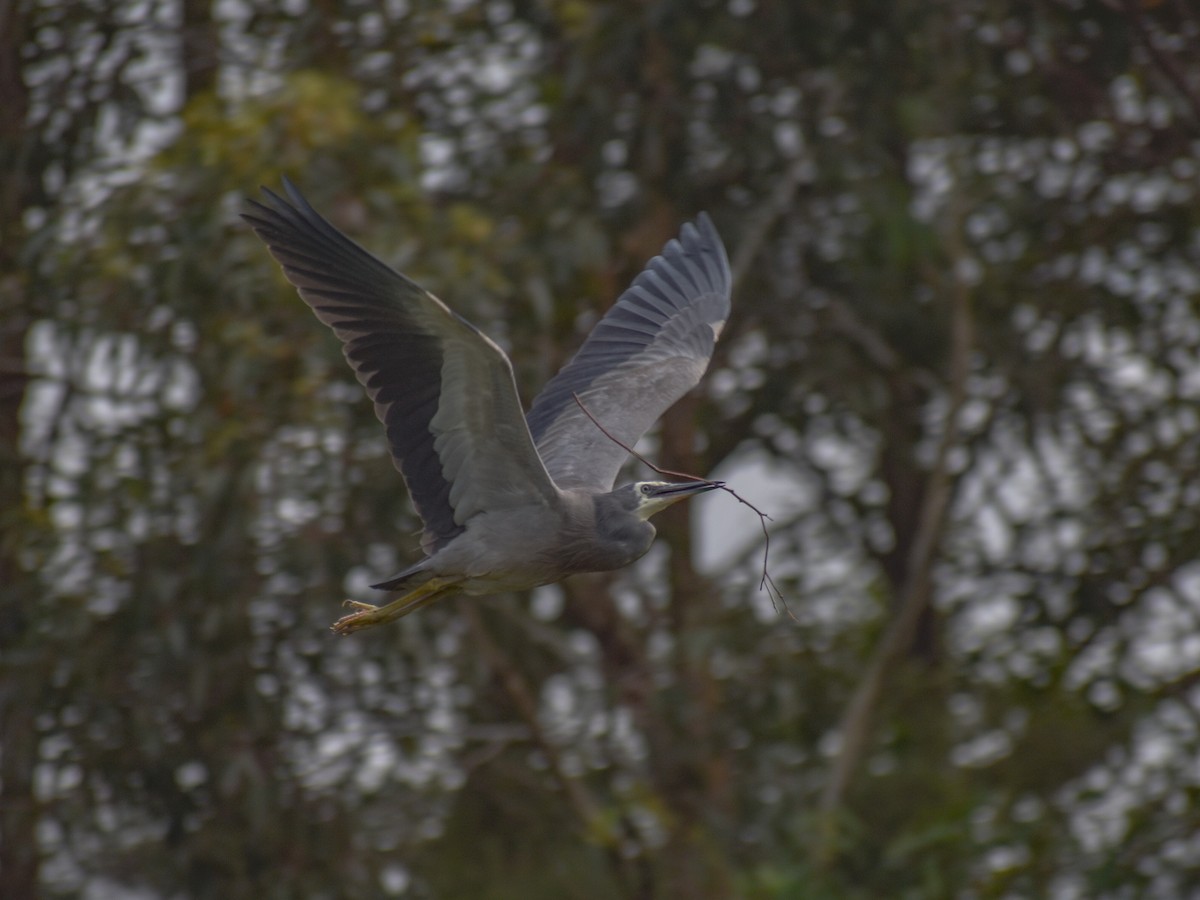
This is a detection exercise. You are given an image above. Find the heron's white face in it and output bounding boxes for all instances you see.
[630,480,723,520]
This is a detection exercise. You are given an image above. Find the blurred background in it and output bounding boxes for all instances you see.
[3,1,1200,897]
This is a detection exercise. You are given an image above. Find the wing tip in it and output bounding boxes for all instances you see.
[243,176,312,225]
[667,211,731,295]
[689,212,728,264]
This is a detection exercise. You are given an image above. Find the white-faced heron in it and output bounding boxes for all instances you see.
[244,180,731,633]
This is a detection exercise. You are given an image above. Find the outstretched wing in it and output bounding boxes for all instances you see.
[525,213,731,491]
[243,179,560,554]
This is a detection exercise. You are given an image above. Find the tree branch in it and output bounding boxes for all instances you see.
[463,606,647,895]
[1118,0,1200,126]
[463,607,599,825]
[729,159,807,291]
[817,221,975,834]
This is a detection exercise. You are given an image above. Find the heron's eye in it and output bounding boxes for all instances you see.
[640,484,652,495]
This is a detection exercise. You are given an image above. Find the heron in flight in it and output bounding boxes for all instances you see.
[244,180,731,634]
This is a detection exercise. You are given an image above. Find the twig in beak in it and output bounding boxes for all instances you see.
[571,392,797,622]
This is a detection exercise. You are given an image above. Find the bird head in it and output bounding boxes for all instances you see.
[624,480,723,521]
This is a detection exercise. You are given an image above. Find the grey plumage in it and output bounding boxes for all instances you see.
[526,214,730,491]
[243,179,730,633]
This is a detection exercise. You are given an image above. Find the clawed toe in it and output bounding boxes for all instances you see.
[331,609,375,635]
[330,580,458,635]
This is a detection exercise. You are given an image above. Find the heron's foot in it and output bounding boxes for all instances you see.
[331,600,382,635]
[330,578,460,635]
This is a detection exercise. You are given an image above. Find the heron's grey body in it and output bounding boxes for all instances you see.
[388,486,655,595]
[244,180,731,633]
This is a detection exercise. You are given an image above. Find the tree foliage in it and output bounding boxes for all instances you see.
[3,1,1200,898]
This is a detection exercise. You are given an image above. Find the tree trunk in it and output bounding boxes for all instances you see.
[0,4,41,894]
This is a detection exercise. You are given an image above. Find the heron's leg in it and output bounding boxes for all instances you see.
[331,578,458,635]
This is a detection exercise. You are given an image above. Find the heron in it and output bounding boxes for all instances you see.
[244,180,731,634]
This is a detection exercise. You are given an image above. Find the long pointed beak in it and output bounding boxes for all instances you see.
[649,480,724,499]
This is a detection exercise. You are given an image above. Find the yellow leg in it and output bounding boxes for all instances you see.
[331,577,458,635]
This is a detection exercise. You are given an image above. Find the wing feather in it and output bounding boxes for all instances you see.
[525,214,731,491]
[244,180,559,553]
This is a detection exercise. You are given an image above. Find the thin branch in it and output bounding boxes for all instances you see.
[570,392,798,622]
[569,391,711,485]
[462,606,646,885]
[718,508,808,574]
[824,296,903,373]
[1118,0,1200,126]
[817,215,975,827]
[463,605,657,898]
[727,157,933,399]
[464,607,594,819]
[730,159,808,291]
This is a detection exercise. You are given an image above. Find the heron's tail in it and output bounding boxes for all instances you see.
[371,561,430,592]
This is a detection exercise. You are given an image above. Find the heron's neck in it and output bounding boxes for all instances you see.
[584,495,657,570]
